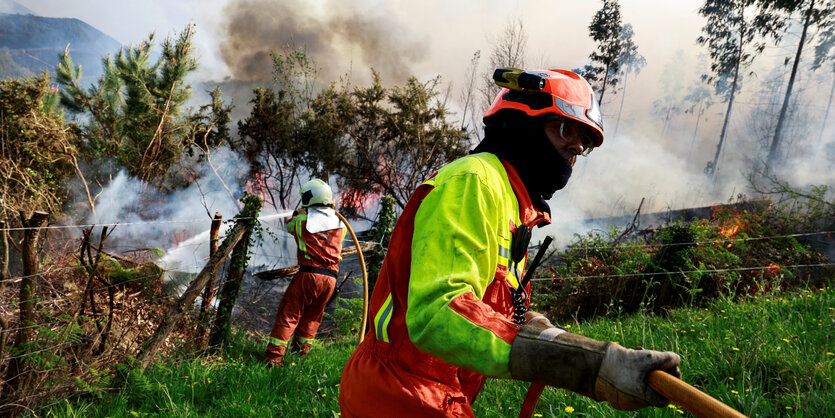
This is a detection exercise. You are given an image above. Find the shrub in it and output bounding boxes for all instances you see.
[324,291,365,338]
[533,197,832,322]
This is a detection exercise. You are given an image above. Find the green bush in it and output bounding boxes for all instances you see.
[324,292,365,338]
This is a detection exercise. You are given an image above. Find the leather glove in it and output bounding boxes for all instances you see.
[596,344,681,410]
[509,321,681,411]
[523,310,553,327]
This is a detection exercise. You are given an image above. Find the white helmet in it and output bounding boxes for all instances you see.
[300,178,333,207]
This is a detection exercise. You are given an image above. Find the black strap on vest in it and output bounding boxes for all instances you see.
[512,235,553,325]
[298,265,338,278]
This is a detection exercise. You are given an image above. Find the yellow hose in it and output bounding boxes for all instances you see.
[335,211,369,344]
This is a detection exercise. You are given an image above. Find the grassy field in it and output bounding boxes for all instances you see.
[42,285,834,417]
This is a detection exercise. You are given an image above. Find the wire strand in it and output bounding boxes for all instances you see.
[530,262,835,282]
[559,230,834,252]
[0,211,292,232]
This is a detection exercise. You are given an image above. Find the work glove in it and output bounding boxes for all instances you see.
[523,310,553,327]
[509,321,681,411]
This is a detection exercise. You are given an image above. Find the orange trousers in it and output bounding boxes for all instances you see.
[264,271,335,365]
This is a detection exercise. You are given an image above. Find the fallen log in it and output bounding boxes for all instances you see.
[254,241,378,281]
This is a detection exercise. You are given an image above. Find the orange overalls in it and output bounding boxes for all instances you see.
[264,208,346,365]
[339,154,549,416]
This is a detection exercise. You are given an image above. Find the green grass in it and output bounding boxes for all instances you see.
[43,286,834,417]
[474,285,835,417]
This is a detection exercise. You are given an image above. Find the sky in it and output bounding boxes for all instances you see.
[21,0,704,100]
[19,0,835,247]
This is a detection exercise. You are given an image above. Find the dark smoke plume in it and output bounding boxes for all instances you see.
[219,0,427,83]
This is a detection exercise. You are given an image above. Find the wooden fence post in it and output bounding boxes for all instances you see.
[208,196,262,349]
[0,220,9,294]
[1,211,48,414]
[0,220,10,392]
[197,212,222,346]
[135,196,260,370]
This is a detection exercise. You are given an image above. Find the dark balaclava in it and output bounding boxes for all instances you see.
[471,112,573,214]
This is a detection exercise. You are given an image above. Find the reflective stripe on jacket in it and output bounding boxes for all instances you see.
[340,153,550,417]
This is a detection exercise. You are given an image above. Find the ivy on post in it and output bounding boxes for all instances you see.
[366,196,396,292]
[208,194,263,350]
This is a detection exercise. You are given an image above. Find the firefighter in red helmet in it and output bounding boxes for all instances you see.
[338,69,681,416]
[264,179,347,367]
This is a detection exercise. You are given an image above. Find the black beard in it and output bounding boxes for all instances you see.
[472,116,573,213]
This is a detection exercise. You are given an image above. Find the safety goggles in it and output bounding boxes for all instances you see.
[558,122,596,156]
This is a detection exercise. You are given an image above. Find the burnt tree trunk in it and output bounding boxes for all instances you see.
[612,73,629,139]
[708,52,741,180]
[686,102,705,164]
[819,73,834,145]
[0,220,9,293]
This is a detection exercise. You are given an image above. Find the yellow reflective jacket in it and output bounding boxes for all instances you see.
[365,152,550,378]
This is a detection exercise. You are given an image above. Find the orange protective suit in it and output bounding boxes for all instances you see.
[264,208,346,366]
[339,154,550,416]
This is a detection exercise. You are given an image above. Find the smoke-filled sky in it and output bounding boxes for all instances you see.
[22,0,706,104]
[20,0,835,245]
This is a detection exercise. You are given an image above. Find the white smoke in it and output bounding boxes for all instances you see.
[537,130,716,248]
[87,146,297,277]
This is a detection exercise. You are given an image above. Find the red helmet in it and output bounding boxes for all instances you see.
[483,69,604,148]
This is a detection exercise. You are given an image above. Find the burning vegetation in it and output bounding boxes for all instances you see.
[533,196,835,323]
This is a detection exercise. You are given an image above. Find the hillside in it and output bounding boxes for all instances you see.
[0,11,120,81]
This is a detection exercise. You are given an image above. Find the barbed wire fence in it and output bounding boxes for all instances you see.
[0,201,288,416]
[0,208,831,415]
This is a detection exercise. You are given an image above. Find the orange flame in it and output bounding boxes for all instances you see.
[712,205,747,239]
[719,224,740,238]
[245,171,273,204]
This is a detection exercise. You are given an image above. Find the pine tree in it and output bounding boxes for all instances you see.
[611,23,646,138]
[231,46,320,210]
[581,0,624,104]
[312,72,469,216]
[56,24,199,189]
